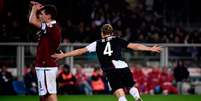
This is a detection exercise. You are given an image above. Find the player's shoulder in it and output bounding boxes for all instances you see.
[96,39,102,43]
[47,20,61,29]
[111,36,123,42]
[55,24,62,32]
[55,23,61,29]
[47,23,61,34]
[52,23,61,30]
[98,36,119,42]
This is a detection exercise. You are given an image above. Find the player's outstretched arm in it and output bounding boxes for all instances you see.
[127,43,161,53]
[29,1,44,28]
[51,48,88,61]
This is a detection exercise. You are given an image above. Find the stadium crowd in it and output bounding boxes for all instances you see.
[1,0,201,60]
[0,62,193,95]
[0,0,201,43]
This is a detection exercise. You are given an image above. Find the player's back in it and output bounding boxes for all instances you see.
[96,36,129,70]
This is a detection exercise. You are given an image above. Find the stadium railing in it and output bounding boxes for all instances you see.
[0,43,201,80]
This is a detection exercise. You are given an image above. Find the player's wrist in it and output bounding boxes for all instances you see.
[63,53,67,58]
[149,47,153,52]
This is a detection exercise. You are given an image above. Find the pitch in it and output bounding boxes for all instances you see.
[1,95,201,101]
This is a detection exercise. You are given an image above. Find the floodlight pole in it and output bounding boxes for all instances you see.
[17,45,24,81]
[160,47,168,67]
[64,45,74,70]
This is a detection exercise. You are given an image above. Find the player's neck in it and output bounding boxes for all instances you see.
[45,19,53,23]
[102,35,112,38]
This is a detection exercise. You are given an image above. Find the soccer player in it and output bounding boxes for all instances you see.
[29,1,61,101]
[52,24,160,101]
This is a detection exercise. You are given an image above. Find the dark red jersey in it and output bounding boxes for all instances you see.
[35,21,61,67]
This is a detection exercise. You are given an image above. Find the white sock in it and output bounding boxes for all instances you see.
[118,96,127,101]
[129,87,140,100]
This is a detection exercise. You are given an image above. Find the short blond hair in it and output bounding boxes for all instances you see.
[101,24,113,35]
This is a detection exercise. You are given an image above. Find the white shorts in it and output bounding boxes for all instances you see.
[35,67,58,96]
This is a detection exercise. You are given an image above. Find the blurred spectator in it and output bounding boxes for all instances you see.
[131,66,179,95]
[75,66,92,95]
[160,67,177,95]
[91,67,105,94]
[173,61,189,82]
[23,64,34,76]
[173,60,190,94]
[23,66,37,95]
[12,78,26,95]
[0,65,15,95]
[131,66,147,94]
[147,67,161,94]
[57,64,78,94]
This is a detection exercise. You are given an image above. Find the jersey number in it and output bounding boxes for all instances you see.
[103,42,113,56]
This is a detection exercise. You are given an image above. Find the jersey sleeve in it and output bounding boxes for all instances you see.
[86,41,97,53]
[117,38,130,48]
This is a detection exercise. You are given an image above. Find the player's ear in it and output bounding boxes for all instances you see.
[47,14,51,20]
[101,32,104,38]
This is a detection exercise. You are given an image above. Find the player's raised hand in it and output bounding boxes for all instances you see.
[30,1,40,5]
[150,45,161,53]
[51,50,65,61]
[30,1,44,10]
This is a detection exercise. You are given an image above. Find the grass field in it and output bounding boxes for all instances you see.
[1,95,201,101]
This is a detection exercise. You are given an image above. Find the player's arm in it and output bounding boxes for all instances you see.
[51,48,88,61]
[51,41,96,61]
[127,43,161,53]
[29,1,43,28]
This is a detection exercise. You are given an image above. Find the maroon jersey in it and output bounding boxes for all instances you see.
[35,21,61,67]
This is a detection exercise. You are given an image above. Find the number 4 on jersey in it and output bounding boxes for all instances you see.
[103,42,113,56]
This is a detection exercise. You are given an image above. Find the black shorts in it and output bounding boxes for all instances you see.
[104,68,135,93]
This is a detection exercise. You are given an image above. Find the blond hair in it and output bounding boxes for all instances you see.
[101,24,113,36]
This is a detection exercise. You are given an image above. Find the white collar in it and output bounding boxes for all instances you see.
[46,20,56,27]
